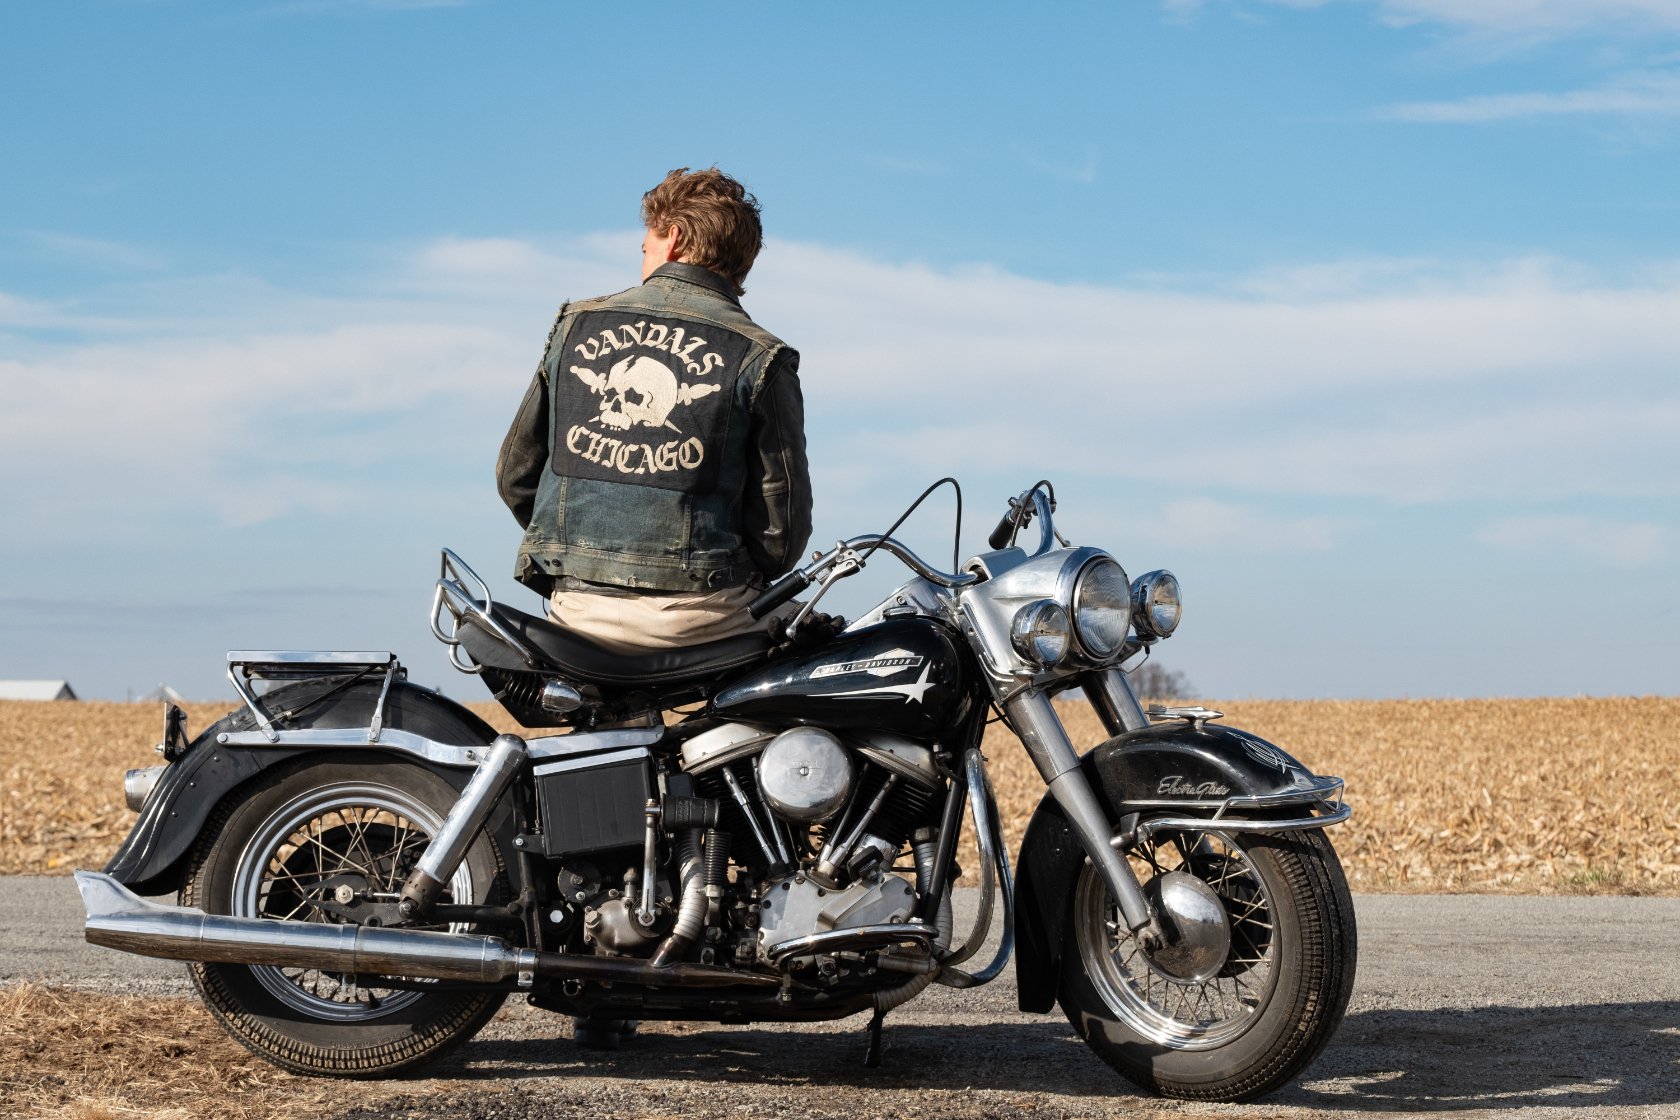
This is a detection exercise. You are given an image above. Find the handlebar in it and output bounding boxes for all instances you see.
[757,486,1053,620]
[747,570,811,620]
[986,487,1055,553]
[987,507,1019,551]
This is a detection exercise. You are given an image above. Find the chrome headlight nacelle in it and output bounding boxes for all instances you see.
[992,551,1132,670]
[1130,569,1182,640]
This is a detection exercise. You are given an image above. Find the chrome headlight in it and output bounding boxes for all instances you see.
[1072,556,1131,661]
[1010,599,1070,667]
[1130,569,1182,640]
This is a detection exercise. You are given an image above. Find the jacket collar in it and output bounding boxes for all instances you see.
[646,261,741,305]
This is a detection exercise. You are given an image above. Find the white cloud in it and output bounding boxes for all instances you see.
[3,237,1678,549]
[1380,71,1680,122]
[743,246,1680,506]
[0,291,64,328]
[1368,0,1680,35]
[755,247,1680,408]
[25,231,165,272]
[1257,0,1680,35]
[1130,498,1350,553]
[1477,515,1669,567]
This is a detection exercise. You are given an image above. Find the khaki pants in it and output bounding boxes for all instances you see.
[547,583,789,654]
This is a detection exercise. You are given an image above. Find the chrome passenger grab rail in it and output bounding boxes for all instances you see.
[430,548,543,674]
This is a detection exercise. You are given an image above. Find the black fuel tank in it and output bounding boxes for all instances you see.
[712,618,969,739]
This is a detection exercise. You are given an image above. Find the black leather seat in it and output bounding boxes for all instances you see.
[458,601,773,690]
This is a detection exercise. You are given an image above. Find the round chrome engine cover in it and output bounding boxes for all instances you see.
[756,727,853,821]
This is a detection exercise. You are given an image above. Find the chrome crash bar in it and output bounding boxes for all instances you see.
[1122,775,1352,844]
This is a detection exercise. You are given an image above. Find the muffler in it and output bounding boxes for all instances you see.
[75,871,773,990]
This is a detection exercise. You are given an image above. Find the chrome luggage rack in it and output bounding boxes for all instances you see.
[430,548,544,675]
[226,650,402,744]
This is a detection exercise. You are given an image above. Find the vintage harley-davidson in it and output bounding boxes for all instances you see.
[77,482,1354,1101]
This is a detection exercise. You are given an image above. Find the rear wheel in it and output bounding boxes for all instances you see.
[181,758,509,1076]
[1058,821,1356,1102]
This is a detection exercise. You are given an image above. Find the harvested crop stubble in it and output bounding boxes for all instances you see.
[0,981,384,1120]
[3,697,1676,893]
[974,697,1680,895]
[0,702,232,877]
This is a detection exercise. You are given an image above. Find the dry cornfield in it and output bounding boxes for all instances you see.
[2,696,1676,893]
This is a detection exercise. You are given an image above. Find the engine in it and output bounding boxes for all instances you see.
[680,721,942,969]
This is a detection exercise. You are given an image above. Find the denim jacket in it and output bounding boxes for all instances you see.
[496,263,813,595]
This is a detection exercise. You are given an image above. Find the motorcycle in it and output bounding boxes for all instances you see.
[77,481,1355,1102]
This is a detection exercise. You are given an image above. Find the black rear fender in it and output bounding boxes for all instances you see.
[104,678,502,896]
[1013,721,1337,1014]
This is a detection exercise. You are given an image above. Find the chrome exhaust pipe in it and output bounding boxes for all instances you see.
[77,871,537,986]
[76,871,776,991]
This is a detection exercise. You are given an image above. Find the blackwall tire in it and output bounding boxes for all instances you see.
[180,757,509,1077]
[1058,824,1356,1102]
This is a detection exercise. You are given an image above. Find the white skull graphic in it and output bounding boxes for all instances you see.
[598,355,679,431]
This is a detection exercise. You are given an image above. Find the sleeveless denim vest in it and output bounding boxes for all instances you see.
[514,264,793,593]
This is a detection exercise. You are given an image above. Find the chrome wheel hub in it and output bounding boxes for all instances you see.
[1074,827,1278,1050]
[1143,871,1231,984]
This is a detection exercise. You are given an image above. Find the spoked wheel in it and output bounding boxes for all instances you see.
[182,758,509,1076]
[1059,821,1356,1102]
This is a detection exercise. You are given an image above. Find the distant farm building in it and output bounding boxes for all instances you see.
[0,680,78,700]
[136,684,187,704]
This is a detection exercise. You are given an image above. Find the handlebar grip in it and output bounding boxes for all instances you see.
[987,511,1018,551]
[748,571,810,620]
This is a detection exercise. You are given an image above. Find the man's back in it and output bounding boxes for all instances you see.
[495,169,811,653]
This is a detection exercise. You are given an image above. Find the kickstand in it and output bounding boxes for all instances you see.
[863,1008,887,1068]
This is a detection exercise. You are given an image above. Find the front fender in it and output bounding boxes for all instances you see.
[1012,721,1338,1014]
[103,678,499,895]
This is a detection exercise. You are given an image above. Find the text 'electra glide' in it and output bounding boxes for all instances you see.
[79,481,1355,1102]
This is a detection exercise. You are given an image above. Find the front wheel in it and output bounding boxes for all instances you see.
[1059,821,1356,1102]
[181,757,510,1077]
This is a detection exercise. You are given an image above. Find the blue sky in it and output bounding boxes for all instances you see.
[2,0,1676,701]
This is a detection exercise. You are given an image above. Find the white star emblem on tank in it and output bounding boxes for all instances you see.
[816,663,936,705]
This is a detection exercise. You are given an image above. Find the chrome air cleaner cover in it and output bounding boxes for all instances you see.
[756,727,853,822]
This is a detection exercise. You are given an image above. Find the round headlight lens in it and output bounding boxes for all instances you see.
[1072,556,1132,660]
[1130,570,1182,640]
[1010,599,1070,667]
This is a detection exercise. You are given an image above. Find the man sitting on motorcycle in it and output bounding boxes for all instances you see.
[496,167,812,653]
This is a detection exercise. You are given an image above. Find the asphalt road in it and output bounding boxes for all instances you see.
[6,876,1679,1119]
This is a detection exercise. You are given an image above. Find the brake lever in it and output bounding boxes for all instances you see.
[783,548,863,637]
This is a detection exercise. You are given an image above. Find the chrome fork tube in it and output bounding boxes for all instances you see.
[1083,667,1150,736]
[399,733,529,917]
[1004,691,1155,934]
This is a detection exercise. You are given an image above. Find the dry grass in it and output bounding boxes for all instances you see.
[3,697,1676,893]
[0,981,378,1120]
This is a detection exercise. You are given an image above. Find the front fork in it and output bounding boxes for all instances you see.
[1004,669,1156,937]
